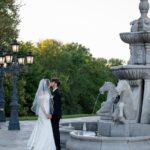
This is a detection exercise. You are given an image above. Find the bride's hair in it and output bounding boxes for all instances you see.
[40,79,50,92]
[31,79,50,115]
[46,79,50,87]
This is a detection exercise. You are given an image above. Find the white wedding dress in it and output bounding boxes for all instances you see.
[27,93,56,150]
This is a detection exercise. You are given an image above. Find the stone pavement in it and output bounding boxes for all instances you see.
[0,116,99,150]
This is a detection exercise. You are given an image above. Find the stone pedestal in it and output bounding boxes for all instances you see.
[98,113,112,120]
[145,43,150,65]
[98,121,112,136]
[60,126,75,149]
[129,43,145,65]
[141,79,150,123]
[129,79,143,123]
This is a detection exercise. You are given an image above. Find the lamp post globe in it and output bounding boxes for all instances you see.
[26,52,34,65]
[11,39,19,53]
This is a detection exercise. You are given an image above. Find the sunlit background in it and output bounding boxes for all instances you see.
[19,0,141,61]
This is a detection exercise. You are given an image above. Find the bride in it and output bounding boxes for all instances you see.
[27,79,56,150]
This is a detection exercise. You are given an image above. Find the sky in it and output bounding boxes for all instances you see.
[18,0,142,61]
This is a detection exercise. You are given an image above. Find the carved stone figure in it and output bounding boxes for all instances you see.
[96,82,118,116]
[138,17,150,31]
[113,80,137,123]
[130,20,138,32]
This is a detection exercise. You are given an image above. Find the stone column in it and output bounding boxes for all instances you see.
[129,79,143,123]
[141,79,150,123]
[145,43,150,65]
[141,43,150,123]
[129,43,145,65]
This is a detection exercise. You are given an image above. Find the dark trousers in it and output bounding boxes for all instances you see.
[51,118,61,150]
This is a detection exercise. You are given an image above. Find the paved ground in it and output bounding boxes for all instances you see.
[0,116,99,150]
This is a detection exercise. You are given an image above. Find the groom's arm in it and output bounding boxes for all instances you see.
[53,92,61,118]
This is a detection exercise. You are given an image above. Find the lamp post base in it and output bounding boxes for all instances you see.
[0,109,6,122]
[8,122,20,130]
[8,103,20,130]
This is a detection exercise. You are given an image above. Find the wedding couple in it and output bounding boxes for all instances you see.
[27,78,62,150]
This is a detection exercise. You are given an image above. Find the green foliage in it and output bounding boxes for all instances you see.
[17,77,27,116]
[4,74,11,117]
[0,0,20,45]
[108,58,124,67]
[20,40,123,115]
[4,40,123,116]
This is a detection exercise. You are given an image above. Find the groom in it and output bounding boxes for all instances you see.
[50,78,62,150]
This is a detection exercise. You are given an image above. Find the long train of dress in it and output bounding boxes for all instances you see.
[27,93,56,150]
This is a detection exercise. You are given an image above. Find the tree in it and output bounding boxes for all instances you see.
[0,0,20,45]
[4,40,124,116]
[0,0,21,115]
[108,58,124,67]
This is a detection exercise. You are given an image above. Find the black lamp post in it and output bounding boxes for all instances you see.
[0,39,34,130]
[0,48,6,122]
[8,39,34,130]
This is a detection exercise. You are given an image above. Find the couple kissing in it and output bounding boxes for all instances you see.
[27,78,61,150]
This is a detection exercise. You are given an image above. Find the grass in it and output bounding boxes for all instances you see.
[62,113,95,119]
[19,114,95,121]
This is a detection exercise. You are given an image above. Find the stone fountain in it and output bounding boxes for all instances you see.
[60,0,150,149]
[113,0,150,124]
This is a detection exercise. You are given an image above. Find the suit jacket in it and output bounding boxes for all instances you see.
[52,88,62,119]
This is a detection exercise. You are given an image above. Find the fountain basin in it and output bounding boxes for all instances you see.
[61,121,150,150]
[142,32,150,42]
[60,122,97,148]
[61,122,97,131]
[120,32,143,44]
[98,121,150,137]
[60,126,75,149]
[66,131,150,150]
[112,65,150,80]
[120,32,150,44]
